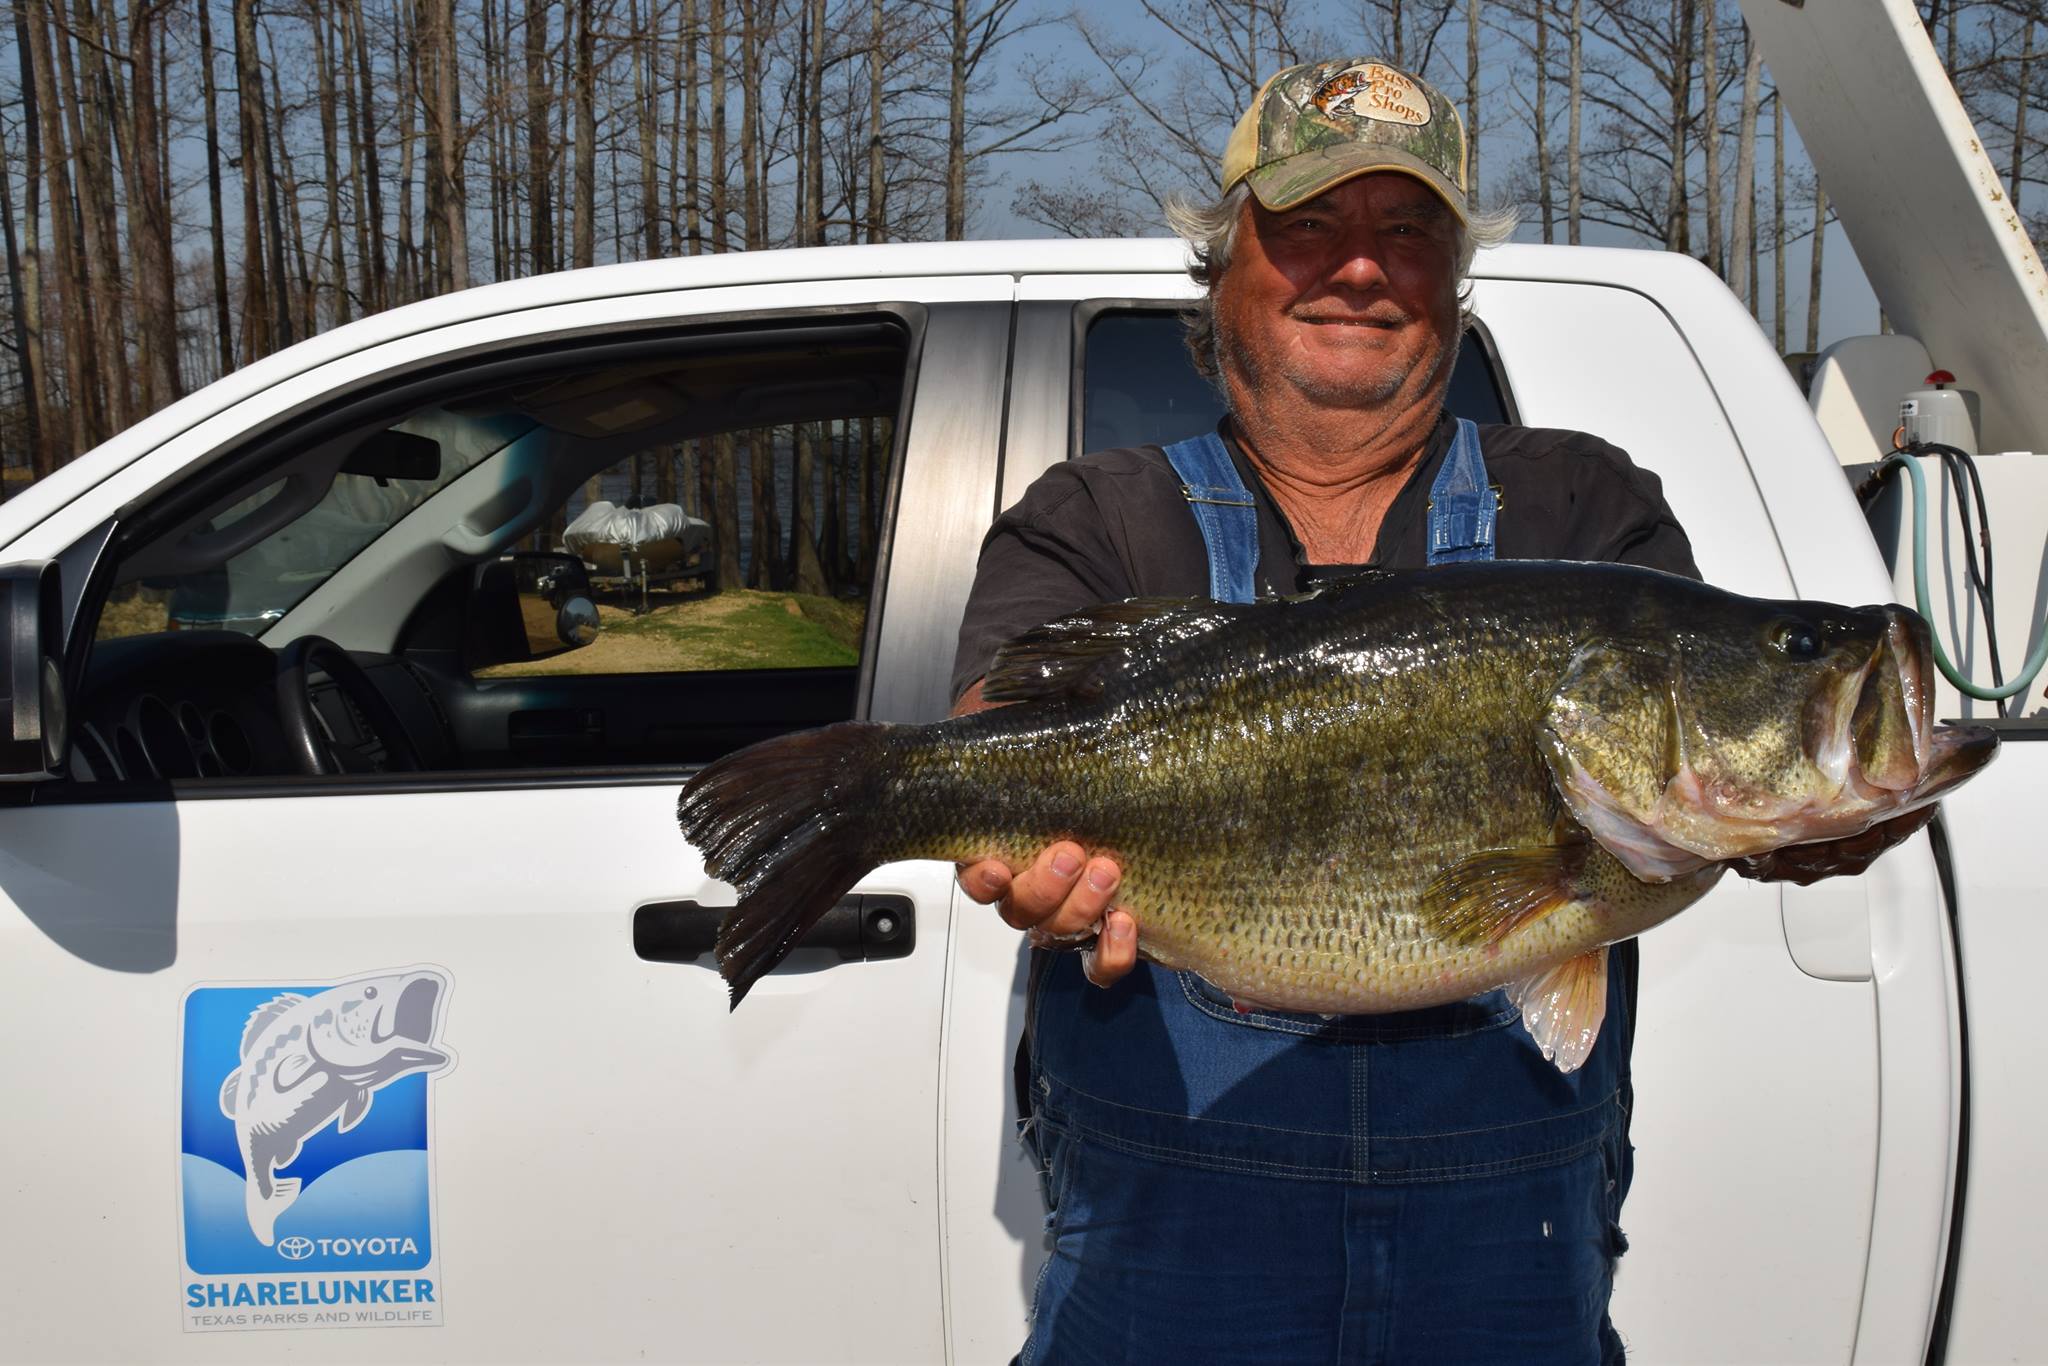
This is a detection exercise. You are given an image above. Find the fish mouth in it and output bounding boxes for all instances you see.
[1841,610,1933,793]
[1839,607,1996,805]
[1911,720,2001,802]
[371,976,442,1046]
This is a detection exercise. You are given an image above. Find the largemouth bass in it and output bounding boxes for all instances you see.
[677,562,1996,1070]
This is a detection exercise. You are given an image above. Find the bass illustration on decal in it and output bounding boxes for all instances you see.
[179,965,455,1334]
[218,971,452,1246]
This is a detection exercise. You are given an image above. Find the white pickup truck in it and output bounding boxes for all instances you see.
[0,229,2040,1365]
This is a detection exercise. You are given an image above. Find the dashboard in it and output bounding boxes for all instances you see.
[70,632,435,781]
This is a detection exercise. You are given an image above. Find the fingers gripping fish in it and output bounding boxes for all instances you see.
[677,563,1998,1072]
[218,971,451,1246]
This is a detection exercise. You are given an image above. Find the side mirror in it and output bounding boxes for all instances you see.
[0,561,67,779]
[465,553,602,670]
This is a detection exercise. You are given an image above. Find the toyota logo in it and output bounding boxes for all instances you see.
[277,1235,315,1261]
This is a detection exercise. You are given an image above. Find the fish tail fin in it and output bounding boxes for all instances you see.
[245,1175,301,1247]
[677,723,895,1010]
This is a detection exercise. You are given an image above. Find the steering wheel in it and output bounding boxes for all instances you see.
[275,635,424,775]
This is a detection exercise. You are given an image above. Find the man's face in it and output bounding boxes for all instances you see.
[1213,172,1462,415]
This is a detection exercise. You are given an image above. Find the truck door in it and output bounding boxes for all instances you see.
[941,264,1894,1366]
[0,278,1013,1362]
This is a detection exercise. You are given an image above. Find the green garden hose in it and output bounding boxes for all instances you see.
[1885,450,2048,702]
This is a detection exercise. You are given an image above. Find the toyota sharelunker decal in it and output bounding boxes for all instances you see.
[177,968,455,1332]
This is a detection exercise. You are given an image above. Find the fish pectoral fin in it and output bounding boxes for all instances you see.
[273,1051,317,1092]
[1419,843,1586,948]
[1508,950,1610,1073]
[982,599,1254,703]
[338,1089,373,1131]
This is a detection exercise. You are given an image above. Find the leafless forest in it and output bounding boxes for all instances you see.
[0,0,2042,491]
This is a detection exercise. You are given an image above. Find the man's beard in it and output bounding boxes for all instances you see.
[1214,299,1447,410]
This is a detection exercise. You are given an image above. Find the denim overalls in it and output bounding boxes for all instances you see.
[1019,423,1633,1366]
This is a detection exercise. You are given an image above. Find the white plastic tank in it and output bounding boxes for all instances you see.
[1898,369,1981,453]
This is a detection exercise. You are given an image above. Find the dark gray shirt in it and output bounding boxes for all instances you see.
[951,414,1699,702]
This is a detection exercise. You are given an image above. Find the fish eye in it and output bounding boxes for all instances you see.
[1771,620,1823,660]
[363,986,378,999]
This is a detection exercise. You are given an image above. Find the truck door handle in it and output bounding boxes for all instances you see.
[633,895,915,965]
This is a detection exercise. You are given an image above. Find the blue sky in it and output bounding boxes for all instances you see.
[972,4,1886,351]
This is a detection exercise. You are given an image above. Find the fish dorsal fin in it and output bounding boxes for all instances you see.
[981,598,1254,704]
[1509,949,1610,1073]
[239,994,306,1057]
[1294,568,1396,596]
[1418,840,1588,947]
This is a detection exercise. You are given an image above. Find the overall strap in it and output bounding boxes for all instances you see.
[1163,433,1260,605]
[1426,418,1498,565]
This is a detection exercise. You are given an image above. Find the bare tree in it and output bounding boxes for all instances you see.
[125,0,180,409]
[1536,0,1553,238]
[1568,0,1582,242]
[27,0,105,449]
[9,0,2036,496]
[198,0,235,376]
[1772,86,1785,351]
[1466,0,1482,199]
[2016,14,2036,214]
[805,0,825,246]
[633,0,660,257]
[315,1,352,326]
[349,0,391,310]
[572,0,596,268]
[740,0,763,251]
[61,0,134,429]
[683,0,702,252]
[1663,0,1697,253]
[1727,23,1762,313]
[435,0,472,289]
[710,0,729,250]
[1358,0,1459,69]
[1015,0,1307,234]
[868,0,886,241]
[393,1,422,301]
[0,46,46,479]
[525,0,556,273]
[1805,179,1826,353]
[1701,0,1722,274]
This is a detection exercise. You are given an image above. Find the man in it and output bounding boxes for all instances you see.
[950,59,1695,1365]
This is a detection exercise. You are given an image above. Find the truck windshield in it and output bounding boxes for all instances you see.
[98,410,529,640]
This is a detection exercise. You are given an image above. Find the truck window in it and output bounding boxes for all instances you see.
[1077,308,1512,454]
[471,413,893,682]
[67,313,917,782]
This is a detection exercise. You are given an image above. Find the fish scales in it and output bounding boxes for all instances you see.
[678,562,1997,1068]
[854,574,1659,1012]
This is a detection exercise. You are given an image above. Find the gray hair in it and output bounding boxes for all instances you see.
[1163,183,1519,379]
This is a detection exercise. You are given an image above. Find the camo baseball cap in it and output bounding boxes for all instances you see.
[1222,58,1469,222]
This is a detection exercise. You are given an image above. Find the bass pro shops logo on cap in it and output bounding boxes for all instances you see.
[1310,63,1432,127]
[1222,56,1470,220]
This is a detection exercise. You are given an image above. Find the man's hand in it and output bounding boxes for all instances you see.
[1730,807,1937,884]
[952,678,1138,987]
[957,847,1138,987]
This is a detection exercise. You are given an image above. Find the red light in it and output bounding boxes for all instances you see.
[1926,369,1956,385]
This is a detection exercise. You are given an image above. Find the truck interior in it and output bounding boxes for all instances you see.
[64,314,916,784]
